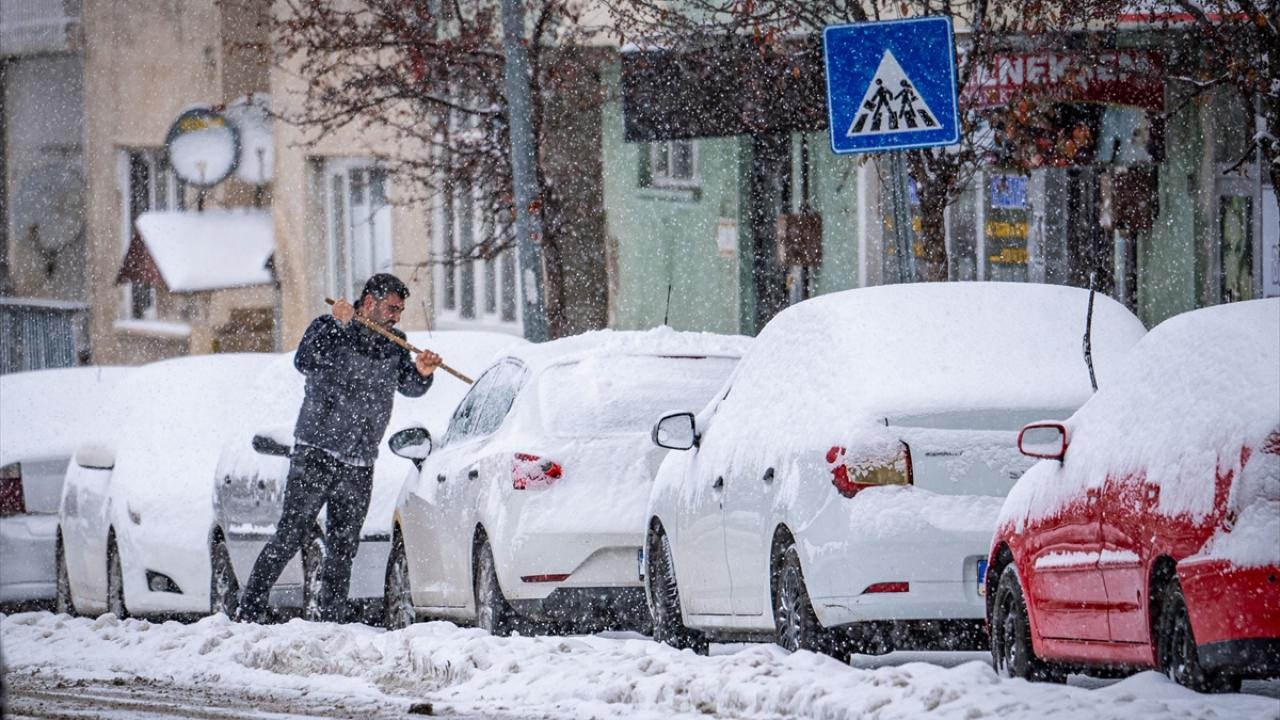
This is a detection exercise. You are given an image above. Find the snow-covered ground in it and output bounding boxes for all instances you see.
[3,612,1277,719]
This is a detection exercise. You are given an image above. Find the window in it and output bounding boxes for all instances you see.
[119,148,183,320]
[443,360,527,446]
[433,173,520,329]
[323,158,392,302]
[643,139,699,189]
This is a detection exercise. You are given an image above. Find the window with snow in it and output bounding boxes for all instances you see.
[643,140,699,190]
[433,166,519,330]
[322,158,393,303]
[119,148,184,321]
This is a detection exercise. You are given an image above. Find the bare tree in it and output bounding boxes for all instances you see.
[265,0,601,336]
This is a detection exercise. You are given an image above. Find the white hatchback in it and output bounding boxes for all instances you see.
[645,283,1146,657]
[386,328,749,634]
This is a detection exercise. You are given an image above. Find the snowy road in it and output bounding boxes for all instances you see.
[2,612,1277,720]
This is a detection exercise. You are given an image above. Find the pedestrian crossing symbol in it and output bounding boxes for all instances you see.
[823,17,960,154]
[847,51,939,136]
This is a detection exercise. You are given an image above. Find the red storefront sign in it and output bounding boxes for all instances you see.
[964,49,1165,112]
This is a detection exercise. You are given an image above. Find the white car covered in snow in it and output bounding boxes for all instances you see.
[644,283,1146,656]
[210,331,525,622]
[58,354,277,617]
[1,366,131,609]
[385,328,750,634]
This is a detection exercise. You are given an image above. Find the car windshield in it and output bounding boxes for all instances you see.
[538,355,736,436]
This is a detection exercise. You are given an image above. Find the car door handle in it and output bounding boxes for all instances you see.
[762,467,775,484]
[713,476,724,491]
[468,469,480,480]
[436,473,447,483]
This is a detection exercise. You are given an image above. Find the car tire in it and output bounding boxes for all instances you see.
[302,532,326,622]
[55,536,76,617]
[773,543,838,658]
[210,537,239,618]
[991,564,1063,682]
[384,530,416,631]
[474,541,515,637]
[1156,580,1241,693]
[106,539,128,619]
[646,528,709,654]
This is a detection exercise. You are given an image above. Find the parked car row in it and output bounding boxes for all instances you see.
[4,284,1274,696]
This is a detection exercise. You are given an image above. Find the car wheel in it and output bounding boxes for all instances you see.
[210,537,239,618]
[55,536,76,617]
[1156,580,1241,693]
[991,564,1063,682]
[773,543,838,658]
[302,532,326,622]
[106,539,128,619]
[384,531,416,630]
[474,541,515,637]
[646,528,709,654]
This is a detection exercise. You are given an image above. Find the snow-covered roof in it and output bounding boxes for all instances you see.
[134,210,274,293]
[501,327,752,373]
[0,366,132,465]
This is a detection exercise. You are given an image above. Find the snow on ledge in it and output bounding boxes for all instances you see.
[113,319,193,338]
[135,209,274,293]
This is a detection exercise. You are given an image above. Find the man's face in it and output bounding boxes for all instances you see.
[359,292,405,329]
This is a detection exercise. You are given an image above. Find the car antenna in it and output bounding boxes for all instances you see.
[1083,272,1098,392]
[663,283,673,327]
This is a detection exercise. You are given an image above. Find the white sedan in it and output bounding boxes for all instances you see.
[645,283,1146,656]
[1,366,130,609]
[386,328,749,634]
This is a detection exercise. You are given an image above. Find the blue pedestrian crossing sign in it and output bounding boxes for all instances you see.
[823,17,960,154]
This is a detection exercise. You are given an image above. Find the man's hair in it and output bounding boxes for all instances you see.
[358,273,410,306]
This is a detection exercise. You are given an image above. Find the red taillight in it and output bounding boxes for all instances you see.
[826,442,913,498]
[0,464,24,516]
[512,453,563,490]
[863,582,910,594]
[521,573,571,583]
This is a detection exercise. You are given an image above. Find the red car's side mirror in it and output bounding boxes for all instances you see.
[1018,422,1069,462]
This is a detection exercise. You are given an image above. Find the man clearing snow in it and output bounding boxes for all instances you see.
[236,273,441,623]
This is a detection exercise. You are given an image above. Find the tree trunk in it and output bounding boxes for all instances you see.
[917,193,949,282]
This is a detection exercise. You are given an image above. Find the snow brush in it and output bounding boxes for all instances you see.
[325,297,474,384]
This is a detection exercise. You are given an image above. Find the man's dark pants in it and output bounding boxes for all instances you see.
[237,445,373,623]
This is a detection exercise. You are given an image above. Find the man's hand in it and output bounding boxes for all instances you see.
[415,349,442,377]
[331,298,355,325]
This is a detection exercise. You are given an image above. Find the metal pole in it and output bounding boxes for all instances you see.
[888,152,915,283]
[500,0,549,342]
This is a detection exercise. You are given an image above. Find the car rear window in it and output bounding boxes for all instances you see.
[538,355,736,436]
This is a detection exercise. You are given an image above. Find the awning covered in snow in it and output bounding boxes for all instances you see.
[119,210,275,293]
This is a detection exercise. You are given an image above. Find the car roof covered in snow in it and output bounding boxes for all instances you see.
[999,297,1280,530]
[497,327,752,373]
[0,366,133,466]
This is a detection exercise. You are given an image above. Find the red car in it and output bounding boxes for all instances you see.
[986,298,1279,693]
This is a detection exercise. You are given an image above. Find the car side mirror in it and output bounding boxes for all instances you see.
[652,412,698,451]
[1018,422,1068,462]
[390,426,433,469]
[75,445,116,470]
[251,434,292,457]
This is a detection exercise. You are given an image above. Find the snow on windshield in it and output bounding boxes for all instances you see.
[1000,298,1280,529]
[539,355,737,435]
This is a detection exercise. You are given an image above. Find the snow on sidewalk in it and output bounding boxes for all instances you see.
[3,611,1276,720]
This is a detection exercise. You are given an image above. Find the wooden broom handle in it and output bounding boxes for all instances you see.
[325,298,473,384]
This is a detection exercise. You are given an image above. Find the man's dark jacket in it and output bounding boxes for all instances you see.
[292,315,432,465]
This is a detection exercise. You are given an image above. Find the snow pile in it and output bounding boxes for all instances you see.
[3,612,1276,720]
[1001,298,1280,530]
[135,210,274,292]
[0,366,132,465]
[1196,444,1280,568]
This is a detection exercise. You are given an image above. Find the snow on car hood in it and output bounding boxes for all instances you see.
[1000,298,1280,531]
[704,283,1144,470]
[0,366,132,466]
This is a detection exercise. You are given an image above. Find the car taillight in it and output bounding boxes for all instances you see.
[826,441,913,498]
[0,463,24,516]
[512,453,563,490]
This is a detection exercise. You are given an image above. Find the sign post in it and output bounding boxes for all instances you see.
[822,17,961,282]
